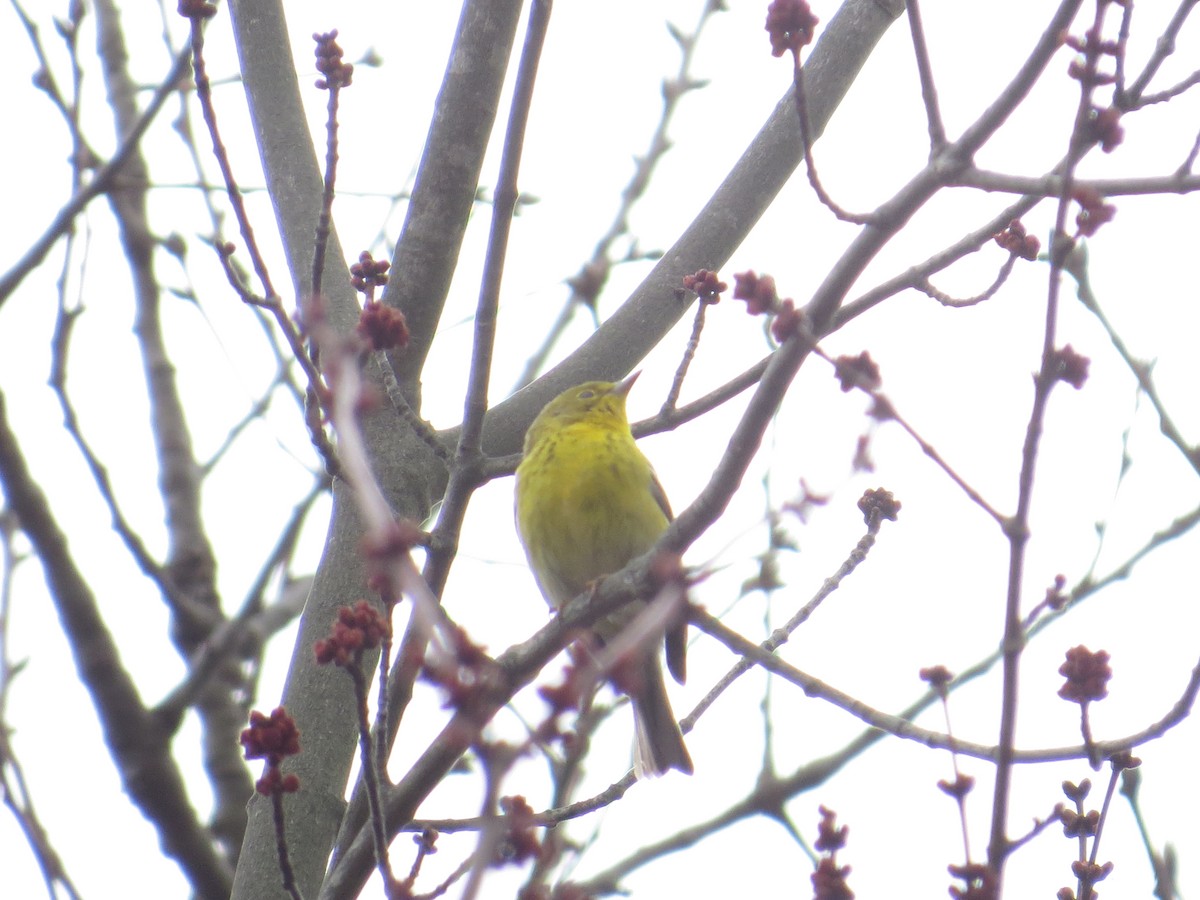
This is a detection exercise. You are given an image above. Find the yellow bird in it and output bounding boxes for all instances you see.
[515,373,692,776]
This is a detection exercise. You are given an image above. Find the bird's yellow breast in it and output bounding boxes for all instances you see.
[515,419,668,615]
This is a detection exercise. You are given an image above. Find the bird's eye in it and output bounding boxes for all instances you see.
[577,389,595,400]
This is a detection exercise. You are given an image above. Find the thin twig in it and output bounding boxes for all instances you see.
[374,352,453,466]
[661,298,710,414]
[0,513,86,900]
[989,0,1113,877]
[0,392,234,897]
[182,9,335,473]
[905,0,947,152]
[1121,0,1198,104]
[49,297,179,604]
[917,254,1018,308]
[789,42,871,224]
[1132,69,1200,107]
[423,0,553,598]
[951,168,1200,196]
[683,516,886,728]
[0,48,190,307]
[512,0,724,390]
[1068,254,1199,477]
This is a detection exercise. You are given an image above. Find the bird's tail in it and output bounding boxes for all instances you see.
[632,654,693,777]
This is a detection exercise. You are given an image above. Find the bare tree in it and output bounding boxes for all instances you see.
[2,0,1197,898]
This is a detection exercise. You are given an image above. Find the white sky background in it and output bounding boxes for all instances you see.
[2,0,1199,897]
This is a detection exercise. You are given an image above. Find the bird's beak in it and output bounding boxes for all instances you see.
[612,371,641,398]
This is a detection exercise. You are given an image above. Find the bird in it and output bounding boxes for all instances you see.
[514,372,692,776]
